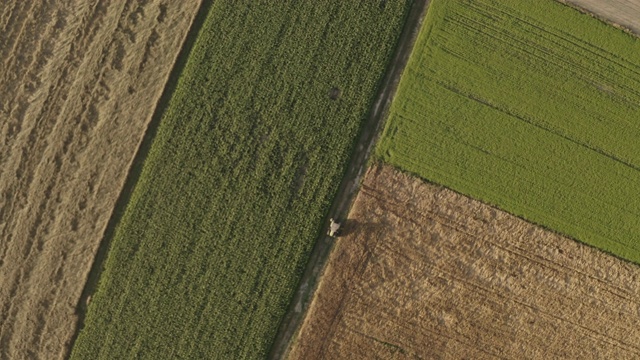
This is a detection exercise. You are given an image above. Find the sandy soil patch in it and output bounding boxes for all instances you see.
[289,164,640,359]
[0,1,200,358]
[560,0,640,34]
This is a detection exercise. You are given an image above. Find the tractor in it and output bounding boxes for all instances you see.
[327,218,341,237]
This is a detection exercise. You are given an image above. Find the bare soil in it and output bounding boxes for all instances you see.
[289,164,640,359]
[0,1,201,359]
[560,0,640,34]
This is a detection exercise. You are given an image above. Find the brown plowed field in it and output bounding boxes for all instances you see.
[290,164,640,359]
[560,0,640,34]
[0,1,200,359]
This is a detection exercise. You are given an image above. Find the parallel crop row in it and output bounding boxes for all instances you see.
[71,1,411,359]
[378,0,640,263]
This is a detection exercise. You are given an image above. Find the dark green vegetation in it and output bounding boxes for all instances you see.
[71,1,410,359]
[378,0,640,263]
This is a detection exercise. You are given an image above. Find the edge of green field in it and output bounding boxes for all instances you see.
[378,0,640,264]
[71,1,412,359]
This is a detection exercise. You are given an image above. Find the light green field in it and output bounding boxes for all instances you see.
[71,1,410,359]
[378,0,640,263]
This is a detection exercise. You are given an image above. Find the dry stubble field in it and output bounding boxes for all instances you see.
[562,0,640,34]
[290,164,640,359]
[0,1,200,358]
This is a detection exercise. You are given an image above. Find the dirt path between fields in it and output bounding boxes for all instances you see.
[0,1,201,359]
[271,0,640,358]
[267,1,431,359]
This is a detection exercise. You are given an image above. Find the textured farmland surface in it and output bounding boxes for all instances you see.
[290,164,640,359]
[0,1,201,359]
[378,0,640,263]
[69,1,411,359]
[561,0,640,34]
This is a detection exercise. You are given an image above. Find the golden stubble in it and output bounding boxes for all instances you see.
[290,164,640,359]
[0,1,201,358]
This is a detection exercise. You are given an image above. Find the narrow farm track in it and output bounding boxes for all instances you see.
[268,1,431,358]
[0,1,201,359]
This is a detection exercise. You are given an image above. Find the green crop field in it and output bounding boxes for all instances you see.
[71,1,410,359]
[378,0,640,263]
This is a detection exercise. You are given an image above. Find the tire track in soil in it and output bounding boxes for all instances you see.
[0,1,202,359]
[266,1,431,359]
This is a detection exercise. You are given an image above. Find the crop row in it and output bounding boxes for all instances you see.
[71,1,411,359]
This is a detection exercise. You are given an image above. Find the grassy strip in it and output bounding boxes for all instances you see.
[378,0,640,263]
[71,1,411,359]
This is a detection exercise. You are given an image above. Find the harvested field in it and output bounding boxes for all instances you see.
[290,164,640,359]
[561,0,640,34]
[0,1,201,359]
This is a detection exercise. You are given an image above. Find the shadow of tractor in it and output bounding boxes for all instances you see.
[337,218,387,239]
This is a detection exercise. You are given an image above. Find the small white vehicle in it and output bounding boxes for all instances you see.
[327,218,341,237]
